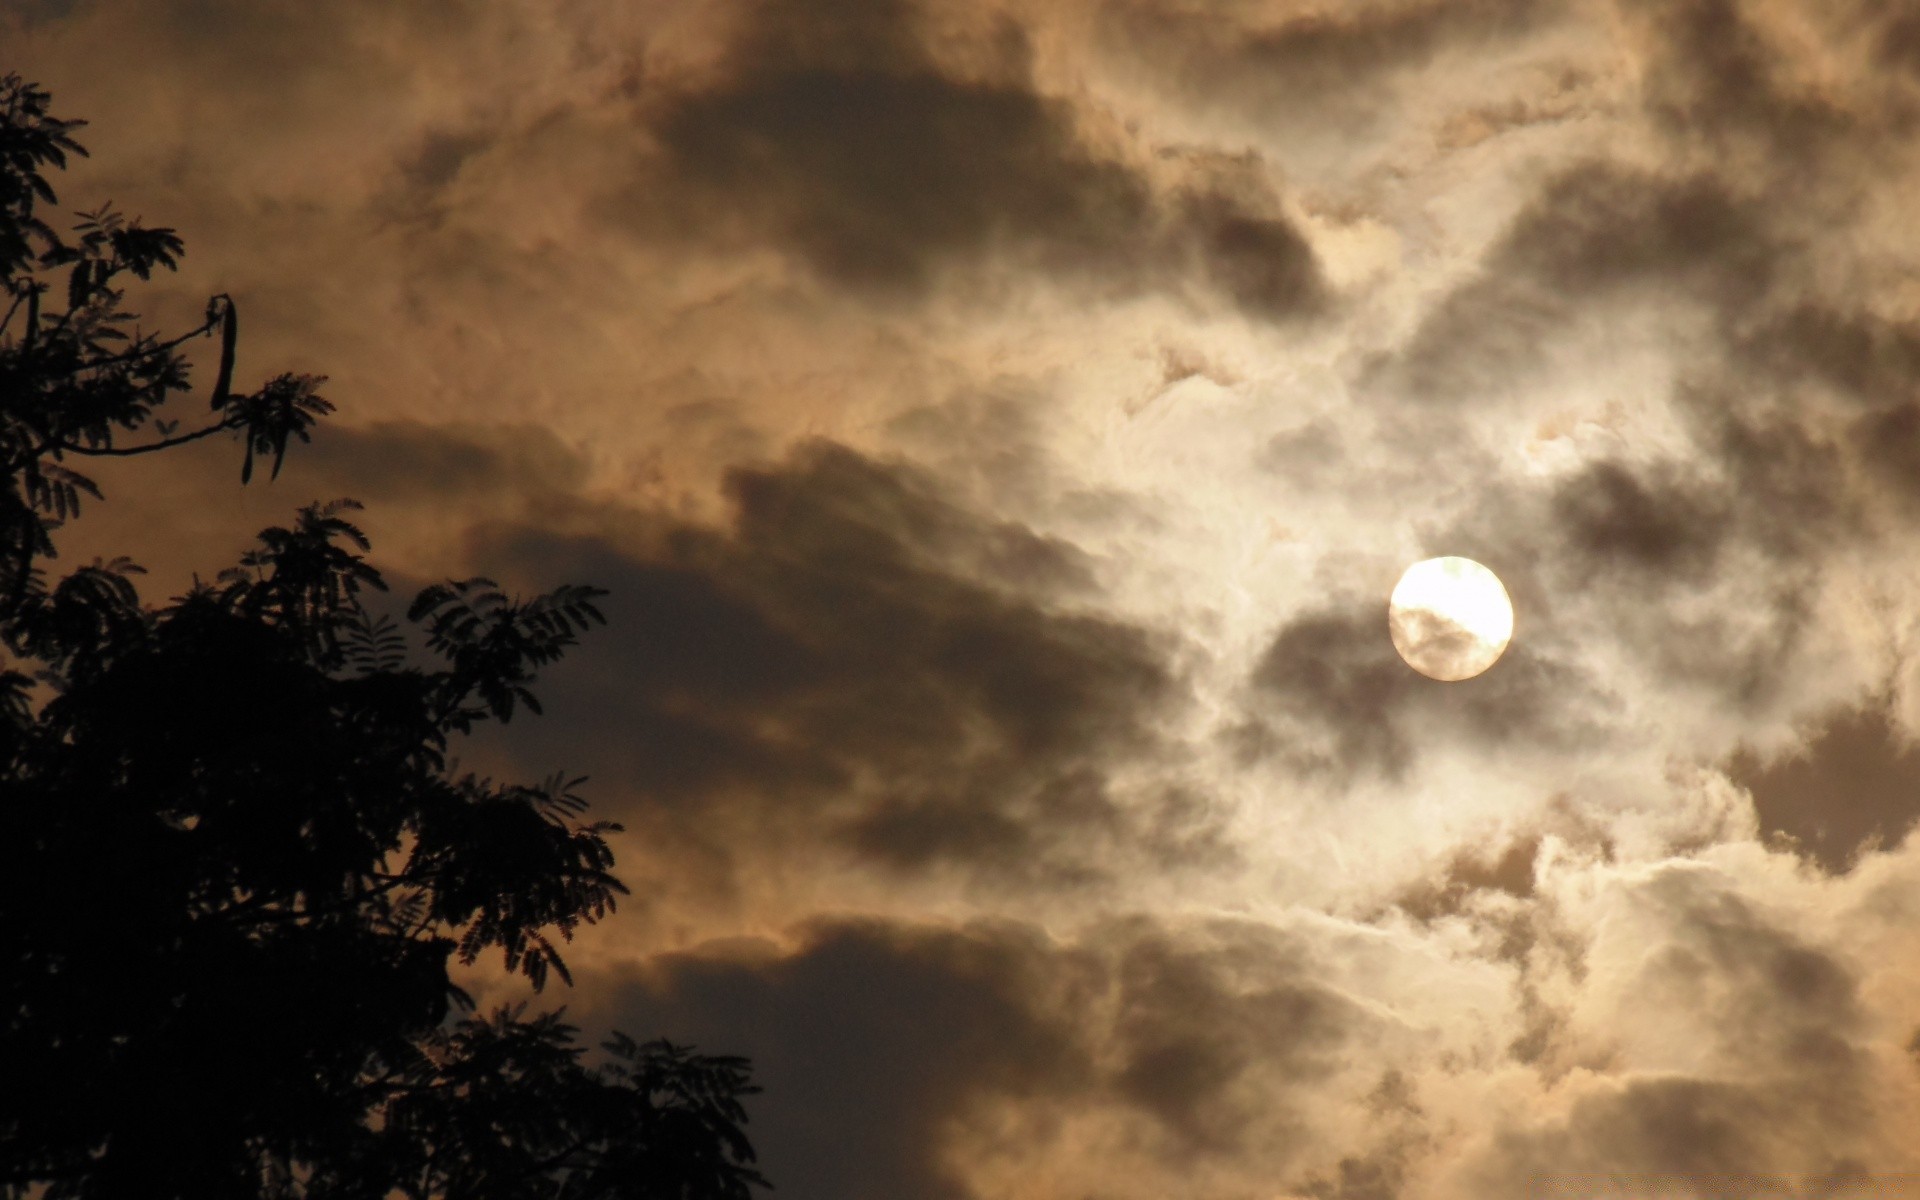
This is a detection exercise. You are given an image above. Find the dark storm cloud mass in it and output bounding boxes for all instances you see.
[1101,916,1359,1158]
[1476,867,1877,1194]
[575,862,1910,1200]
[1366,163,1779,405]
[1237,602,1594,779]
[1393,833,1541,925]
[630,0,1326,316]
[1434,426,1836,706]
[1728,697,1920,875]
[1690,401,1851,558]
[1487,1079,1838,1196]
[1356,118,1911,707]
[1354,0,1920,695]
[1097,0,1556,130]
[587,914,1369,1200]
[1364,0,1920,438]
[1549,459,1729,580]
[1742,305,1920,410]
[302,419,588,502]
[1616,0,1855,162]
[591,918,1095,1200]
[481,439,1215,886]
[1724,304,1920,520]
[1880,3,1920,77]
[644,0,1143,291]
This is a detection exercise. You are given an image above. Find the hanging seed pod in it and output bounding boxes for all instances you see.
[210,294,236,411]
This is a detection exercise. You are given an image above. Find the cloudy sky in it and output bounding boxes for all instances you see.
[14,0,1920,1194]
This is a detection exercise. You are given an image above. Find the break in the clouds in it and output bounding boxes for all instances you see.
[14,0,1920,1194]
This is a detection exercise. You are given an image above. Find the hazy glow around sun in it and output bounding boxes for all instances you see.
[1388,557,1515,681]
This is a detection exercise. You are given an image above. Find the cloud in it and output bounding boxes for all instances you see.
[1096,0,1561,134]
[1728,696,1920,874]
[302,419,589,502]
[627,0,1326,316]
[1548,459,1729,580]
[1101,916,1361,1158]
[1363,163,1779,406]
[584,912,1387,1199]
[1237,600,1594,779]
[1879,5,1920,76]
[582,848,1920,1199]
[1469,861,1887,1196]
[1394,832,1542,925]
[640,0,1148,292]
[1615,0,1855,163]
[473,439,1214,891]
[19,0,1920,1195]
[584,918,1097,1200]
[1737,305,1920,409]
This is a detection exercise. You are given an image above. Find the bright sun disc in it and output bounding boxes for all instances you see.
[1387,556,1514,681]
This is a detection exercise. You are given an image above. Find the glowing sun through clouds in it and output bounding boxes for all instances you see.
[1388,557,1515,681]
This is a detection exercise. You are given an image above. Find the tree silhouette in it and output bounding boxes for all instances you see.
[0,74,766,1199]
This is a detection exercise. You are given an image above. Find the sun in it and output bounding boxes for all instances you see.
[1388,557,1514,681]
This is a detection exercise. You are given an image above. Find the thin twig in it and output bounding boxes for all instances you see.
[53,418,237,458]
[74,315,218,370]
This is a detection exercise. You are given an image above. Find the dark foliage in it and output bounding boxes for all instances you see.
[0,74,765,1199]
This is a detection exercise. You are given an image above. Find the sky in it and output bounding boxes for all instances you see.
[12,0,1920,1195]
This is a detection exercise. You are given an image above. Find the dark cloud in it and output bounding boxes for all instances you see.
[1412,388,1849,709]
[1367,164,1778,404]
[1257,418,1348,489]
[1179,187,1322,321]
[1394,833,1540,925]
[1738,305,1920,408]
[630,0,1325,315]
[1238,606,1415,775]
[1435,67,1595,150]
[478,440,1209,887]
[2,0,80,30]
[1524,395,1854,701]
[586,914,1370,1197]
[1692,401,1850,558]
[1728,697,1920,874]
[1237,600,1592,779]
[1384,800,1620,980]
[1706,306,1920,525]
[1293,1079,1435,1200]
[1104,917,1357,1158]
[1853,402,1920,509]
[645,0,1148,291]
[1616,0,1854,163]
[1878,5,1920,76]
[301,419,588,503]
[1097,0,1556,132]
[1488,1077,1809,1197]
[1548,459,1728,580]
[394,127,493,196]
[1480,869,1872,1194]
[585,918,1097,1200]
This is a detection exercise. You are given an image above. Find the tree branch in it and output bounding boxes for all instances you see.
[73,314,217,371]
[52,417,237,458]
[0,287,25,336]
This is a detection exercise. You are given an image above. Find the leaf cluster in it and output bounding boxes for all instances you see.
[1,72,333,618]
[0,77,765,1199]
